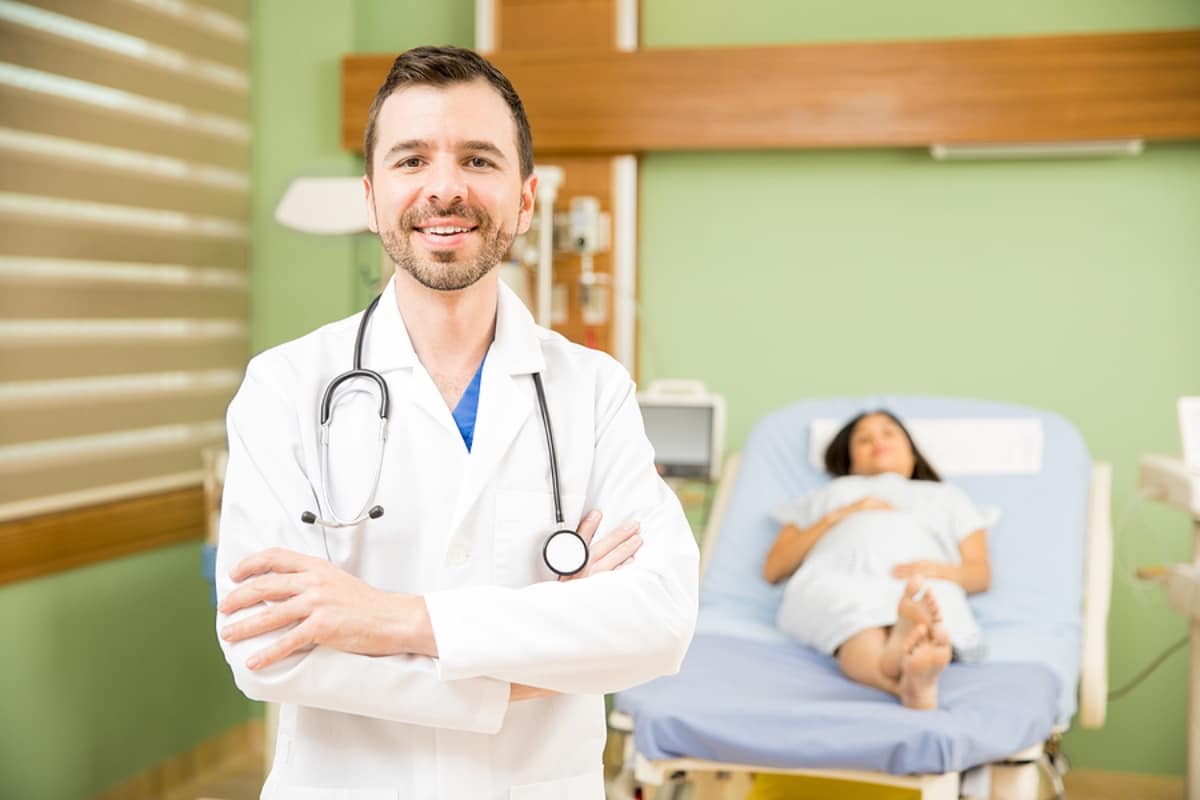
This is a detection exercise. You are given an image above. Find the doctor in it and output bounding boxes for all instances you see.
[215,45,699,799]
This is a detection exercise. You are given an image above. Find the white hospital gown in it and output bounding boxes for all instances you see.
[773,473,988,660]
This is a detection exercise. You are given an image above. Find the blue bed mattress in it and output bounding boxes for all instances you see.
[615,396,1091,775]
[615,630,1060,774]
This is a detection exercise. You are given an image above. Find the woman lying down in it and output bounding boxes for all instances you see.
[763,410,992,710]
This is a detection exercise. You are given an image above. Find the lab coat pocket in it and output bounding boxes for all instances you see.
[509,765,605,799]
[494,489,585,587]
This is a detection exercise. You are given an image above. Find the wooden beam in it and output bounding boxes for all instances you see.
[342,29,1200,154]
[0,488,205,585]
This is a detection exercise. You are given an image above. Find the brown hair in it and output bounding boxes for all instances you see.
[824,410,941,482]
[362,45,534,180]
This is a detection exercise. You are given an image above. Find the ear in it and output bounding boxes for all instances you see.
[515,173,538,235]
[363,175,379,233]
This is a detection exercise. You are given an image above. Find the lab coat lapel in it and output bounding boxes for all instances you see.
[369,277,459,435]
[449,284,546,533]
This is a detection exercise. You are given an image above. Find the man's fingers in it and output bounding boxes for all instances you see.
[592,533,643,573]
[246,623,314,671]
[231,547,318,582]
[219,573,305,615]
[589,521,640,562]
[221,598,306,643]
[576,510,603,547]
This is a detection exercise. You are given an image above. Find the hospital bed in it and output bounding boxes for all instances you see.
[609,396,1112,800]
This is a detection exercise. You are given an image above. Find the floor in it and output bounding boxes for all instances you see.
[170,758,1183,800]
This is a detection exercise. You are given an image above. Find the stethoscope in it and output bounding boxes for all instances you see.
[300,293,590,577]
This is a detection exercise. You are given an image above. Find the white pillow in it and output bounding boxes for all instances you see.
[809,417,1044,477]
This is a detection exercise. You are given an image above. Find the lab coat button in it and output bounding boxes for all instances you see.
[447,544,469,565]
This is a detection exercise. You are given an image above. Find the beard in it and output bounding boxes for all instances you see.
[379,200,516,292]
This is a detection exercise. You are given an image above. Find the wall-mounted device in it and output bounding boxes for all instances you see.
[637,380,726,482]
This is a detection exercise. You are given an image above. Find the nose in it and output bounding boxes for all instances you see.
[423,158,467,208]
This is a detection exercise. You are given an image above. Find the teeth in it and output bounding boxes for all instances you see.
[425,226,470,235]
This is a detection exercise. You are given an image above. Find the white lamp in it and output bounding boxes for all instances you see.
[274,176,369,235]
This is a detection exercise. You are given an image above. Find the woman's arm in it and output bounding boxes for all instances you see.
[892,529,991,594]
[762,497,890,585]
[952,530,990,593]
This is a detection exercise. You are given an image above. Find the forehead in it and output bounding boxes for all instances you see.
[373,80,518,156]
[853,414,900,435]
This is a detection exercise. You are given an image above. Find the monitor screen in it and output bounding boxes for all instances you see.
[640,405,713,478]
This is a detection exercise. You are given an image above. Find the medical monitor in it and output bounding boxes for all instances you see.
[638,380,726,481]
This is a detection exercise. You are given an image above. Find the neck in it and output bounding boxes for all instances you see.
[391,268,498,376]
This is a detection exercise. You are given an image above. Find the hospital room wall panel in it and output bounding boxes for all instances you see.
[0,218,247,269]
[497,0,617,51]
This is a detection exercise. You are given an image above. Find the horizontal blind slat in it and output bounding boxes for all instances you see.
[0,280,249,320]
[0,83,248,170]
[23,0,247,69]
[1,138,248,219]
[0,11,247,116]
[0,338,248,381]
[0,217,247,267]
[0,436,225,509]
[187,0,247,22]
[0,256,247,283]
[0,391,234,446]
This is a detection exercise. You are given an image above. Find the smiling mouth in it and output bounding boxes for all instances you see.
[415,224,478,237]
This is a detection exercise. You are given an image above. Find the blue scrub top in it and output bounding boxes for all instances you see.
[452,355,486,452]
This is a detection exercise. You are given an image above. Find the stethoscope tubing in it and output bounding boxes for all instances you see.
[302,292,587,575]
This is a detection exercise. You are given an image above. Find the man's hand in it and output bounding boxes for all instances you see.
[219,548,427,671]
[559,510,642,583]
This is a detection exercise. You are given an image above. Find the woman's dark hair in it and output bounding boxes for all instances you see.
[823,410,941,482]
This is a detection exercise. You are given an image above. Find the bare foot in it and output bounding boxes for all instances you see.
[882,579,940,679]
[899,626,951,710]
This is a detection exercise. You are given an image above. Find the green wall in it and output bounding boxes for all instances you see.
[0,543,251,798]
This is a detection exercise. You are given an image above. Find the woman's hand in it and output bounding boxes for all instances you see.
[836,496,893,521]
[892,560,951,581]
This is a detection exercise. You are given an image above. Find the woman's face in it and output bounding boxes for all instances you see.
[848,413,916,478]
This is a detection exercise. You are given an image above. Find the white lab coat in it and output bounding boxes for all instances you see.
[215,279,699,799]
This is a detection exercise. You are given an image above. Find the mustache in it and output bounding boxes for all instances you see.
[401,202,488,229]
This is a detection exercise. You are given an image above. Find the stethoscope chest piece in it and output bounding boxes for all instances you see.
[543,528,587,576]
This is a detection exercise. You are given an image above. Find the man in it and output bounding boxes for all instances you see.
[215,46,699,799]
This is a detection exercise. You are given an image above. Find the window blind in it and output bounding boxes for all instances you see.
[0,0,249,522]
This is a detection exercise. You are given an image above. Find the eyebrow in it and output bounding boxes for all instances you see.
[382,139,510,165]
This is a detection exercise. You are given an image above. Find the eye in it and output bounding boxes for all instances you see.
[466,156,493,168]
[396,156,423,169]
